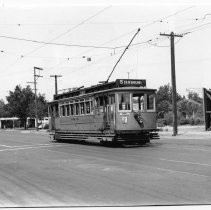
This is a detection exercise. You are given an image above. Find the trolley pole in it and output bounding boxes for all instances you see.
[50,75,62,95]
[160,32,183,136]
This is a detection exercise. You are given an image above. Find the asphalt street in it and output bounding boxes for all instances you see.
[0,129,211,207]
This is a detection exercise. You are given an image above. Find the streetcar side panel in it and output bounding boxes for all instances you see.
[54,113,108,133]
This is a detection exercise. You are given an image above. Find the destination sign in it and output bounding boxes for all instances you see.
[116,79,146,87]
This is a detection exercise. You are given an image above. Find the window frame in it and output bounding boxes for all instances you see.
[117,92,132,112]
[146,93,156,112]
[132,93,145,112]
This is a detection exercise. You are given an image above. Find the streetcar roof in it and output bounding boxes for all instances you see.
[53,79,149,100]
[49,85,156,104]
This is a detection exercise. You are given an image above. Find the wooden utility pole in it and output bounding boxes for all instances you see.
[160,32,183,136]
[50,75,62,95]
[28,67,43,131]
[34,67,43,131]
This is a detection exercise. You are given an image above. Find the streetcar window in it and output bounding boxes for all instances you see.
[61,105,65,117]
[147,94,155,111]
[70,104,74,115]
[80,102,85,115]
[75,103,79,115]
[118,93,131,111]
[66,104,70,116]
[55,105,59,117]
[86,101,90,114]
[110,95,115,104]
[90,100,94,114]
[95,96,104,113]
[99,96,104,106]
[132,93,144,111]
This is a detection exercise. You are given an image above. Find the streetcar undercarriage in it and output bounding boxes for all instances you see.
[51,129,159,145]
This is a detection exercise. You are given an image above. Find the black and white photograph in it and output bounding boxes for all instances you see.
[0,0,211,208]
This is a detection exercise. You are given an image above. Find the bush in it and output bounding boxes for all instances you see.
[164,112,173,125]
[189,117,195,125]
[194,117,204,125]
[43,124,49,129]
[179,118,189,125]
[188,117,204,125]
[157,118,167,127]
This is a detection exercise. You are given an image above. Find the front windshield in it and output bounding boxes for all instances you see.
[132,93,145,112]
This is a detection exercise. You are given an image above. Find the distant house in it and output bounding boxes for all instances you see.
[0,117,49,129]
[0,117,35,129]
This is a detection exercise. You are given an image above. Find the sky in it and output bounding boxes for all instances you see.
[0,0,211,102]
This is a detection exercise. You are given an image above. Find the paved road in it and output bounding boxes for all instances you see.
[0,129,211,207]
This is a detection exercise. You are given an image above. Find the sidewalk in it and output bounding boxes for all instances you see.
[158,125,211,139]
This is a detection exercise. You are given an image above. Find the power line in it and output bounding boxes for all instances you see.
[141,6,196,30]
[24,6,112,56]
[0,5,196,77]
[180,20,211,34]
[0,35,114,50]
[1,6,112,73]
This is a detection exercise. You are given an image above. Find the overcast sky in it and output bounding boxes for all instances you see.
[0,0,211,101]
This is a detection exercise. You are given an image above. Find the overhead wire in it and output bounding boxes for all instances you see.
[0,6,112,74]
[24,5,112,56]
[61,6,196,75]
[0,35,115,50]
[0,5,198,78]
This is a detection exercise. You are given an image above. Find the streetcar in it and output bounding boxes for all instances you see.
[48,79,159,145]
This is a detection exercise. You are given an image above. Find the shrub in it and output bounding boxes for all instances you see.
[194,117,204,125]
[43,124,49,129]
[189,117,195,125]
[179,118,189,125]
[157,118,167,127]
[164,112,173,126]
[188,117,204,125]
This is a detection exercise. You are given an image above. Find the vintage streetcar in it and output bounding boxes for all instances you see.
[48,79,159,145]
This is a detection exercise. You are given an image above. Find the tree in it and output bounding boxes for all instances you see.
[0,99,7,117]
[28,94,48,120]
[177,99,203,118]
[6,85,49,129]
[0,101,12,118]
[6,85,34,129]
[156,84,182,118]
[188,91,203,104]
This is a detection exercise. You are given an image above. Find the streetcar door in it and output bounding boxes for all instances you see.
[107,94,115,129]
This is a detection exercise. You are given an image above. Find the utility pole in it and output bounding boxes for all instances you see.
[160,32,183,136]
[28,67,43,131]
[50,75,62,95]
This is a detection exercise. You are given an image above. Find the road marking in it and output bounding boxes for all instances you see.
[154,167,210,178]
[0,143,58,148]
[160,158,211,167]
[161,145,211,152]
[0,144,12,148]
[7,143,53,148]
[0,144,64,152]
